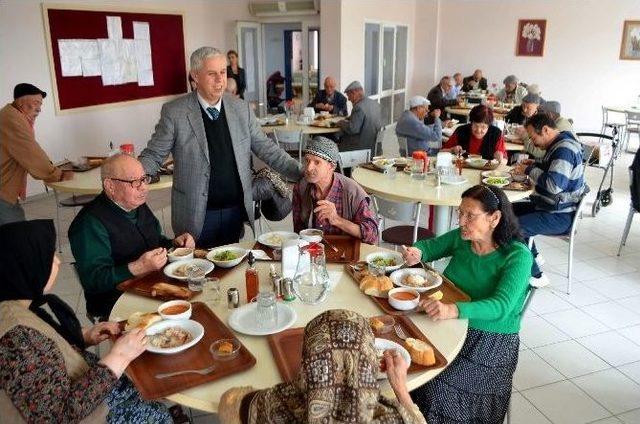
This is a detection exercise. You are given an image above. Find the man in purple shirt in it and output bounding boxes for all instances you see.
[292,137,378,244]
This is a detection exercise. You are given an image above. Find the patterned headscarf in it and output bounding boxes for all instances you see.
[247,309,421,423]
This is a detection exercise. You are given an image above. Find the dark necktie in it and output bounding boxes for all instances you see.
[206,107,219,120]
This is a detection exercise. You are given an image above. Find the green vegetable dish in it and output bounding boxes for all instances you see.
[213,250,239,261]
[486,177,508,185]
[371,256,397,267]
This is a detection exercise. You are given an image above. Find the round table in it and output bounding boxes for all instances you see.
[445,106,507,120]
[261,119,342,135]
[110,242,468,413]
[46,167,173,194]
[352,166,531,235]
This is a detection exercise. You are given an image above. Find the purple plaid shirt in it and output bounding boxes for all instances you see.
[292,176,378,245]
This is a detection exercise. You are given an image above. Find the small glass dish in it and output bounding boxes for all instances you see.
[369,315,395,335]
[210,338,241,361]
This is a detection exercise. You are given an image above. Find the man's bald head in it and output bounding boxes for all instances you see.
[101,154,149,210]
[324,77,337,95]
[101,153,144,182]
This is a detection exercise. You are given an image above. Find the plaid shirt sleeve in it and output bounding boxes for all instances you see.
[353,198,379,244]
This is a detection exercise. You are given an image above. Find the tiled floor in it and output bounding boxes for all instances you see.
[20,137,640,423]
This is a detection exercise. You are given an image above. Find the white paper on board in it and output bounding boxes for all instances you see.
[58,40,82,76]
[133,21,150,40]
[138,69,154,86]
[81,58,101,76]
[106,16,122,39]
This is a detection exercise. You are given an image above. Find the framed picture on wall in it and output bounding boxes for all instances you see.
[620,20,640,60]
[516,19,546,57]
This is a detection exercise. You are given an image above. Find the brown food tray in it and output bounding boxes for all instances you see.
[359,162,385,173]
[345,261,470,316]
[252,234,360,264]
[125,302,256,400]
[117,258,239,301]
[267,314,447,382]
[463,161,500,170]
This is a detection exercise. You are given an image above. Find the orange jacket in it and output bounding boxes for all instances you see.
[0,103,62,203]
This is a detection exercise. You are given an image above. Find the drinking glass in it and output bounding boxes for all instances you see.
[205,277,221,305]
[186,264,205,292]
[411,158,425,180]
[386,166,397,180]
[255,292,278,330]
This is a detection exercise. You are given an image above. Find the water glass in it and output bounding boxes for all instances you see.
[205,277,221,305]
[255,292,278,330]
[386,166,397,180]
[186,264,204,292]
[411,159,425,180]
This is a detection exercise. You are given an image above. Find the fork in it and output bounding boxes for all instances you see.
[155,364,216,379]
[394,324,408,341]
[322,237,339,253]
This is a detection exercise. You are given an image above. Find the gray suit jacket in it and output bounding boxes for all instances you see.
[139,92,302,239]
[338,97,381,154]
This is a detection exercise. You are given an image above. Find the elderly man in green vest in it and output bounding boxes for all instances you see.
[69,154,194,318]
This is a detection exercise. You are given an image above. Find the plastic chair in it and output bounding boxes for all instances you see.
[624,110,640,151]
[374,123,397,157]
[601,106,627,141]
[527,194,589,294]
[273,129,303,162]
[372,194,434,247]
[618,148,640,256]
[397,136,408,157]
[338,149,370,174]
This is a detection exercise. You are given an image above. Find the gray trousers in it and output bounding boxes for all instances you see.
[0,198,26,226]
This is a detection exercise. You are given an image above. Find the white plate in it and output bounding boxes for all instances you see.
[257,231,299,249]
[481,170,511,179]
[465,158,498,169]
[372,159,395,171]
[206,246,248,268]
[482,177,510,188]
[366,251,405,273]
[441,175,468,185]
[389,268,443,293]
[228,302,297,336]
[163,259,214,281]
[145,319,204,354]
[375,338,411,379]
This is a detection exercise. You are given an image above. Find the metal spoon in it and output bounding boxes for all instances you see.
[155,364,216,379]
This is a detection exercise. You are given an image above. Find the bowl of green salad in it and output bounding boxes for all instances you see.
[206,247,249,268]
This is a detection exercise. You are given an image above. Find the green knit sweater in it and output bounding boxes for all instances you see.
[414,228,533,334]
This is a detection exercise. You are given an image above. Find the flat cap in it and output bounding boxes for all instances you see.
[503,75,518,85]
[522,93,541,104]
[408,95,430,108]
[540,100,561,115]
[14,83,47,100]
[344,80,363,92]
[303,136,340,164]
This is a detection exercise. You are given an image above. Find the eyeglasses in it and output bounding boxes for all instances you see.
[457,208,487,222]
[108,175,152,189]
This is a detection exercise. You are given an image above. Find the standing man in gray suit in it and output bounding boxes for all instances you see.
[337,81,382,156]
[139,47,302,247]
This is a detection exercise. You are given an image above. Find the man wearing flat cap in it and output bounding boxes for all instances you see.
[505,93,541,125]
[396,96,443,156]
[0,83,73,225]
[497,75,528,104]
[521,101,576,159]
[337,81,382,156]
[292,137,378,244]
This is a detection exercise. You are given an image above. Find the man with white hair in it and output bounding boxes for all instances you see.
[446,73,464,100]
[225,77,239,97]
[337,81,382,155]
[497,75,528,104]
[139,46,302,247]
[308,76,348,116]
[427,76,461,116]
[395,96,443,156]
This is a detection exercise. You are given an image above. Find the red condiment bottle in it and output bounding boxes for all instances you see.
[412,150,428,172]
[245,252,259,303]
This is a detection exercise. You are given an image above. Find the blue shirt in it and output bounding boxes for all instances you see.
[395,110,442,155]
[446,85,462,100]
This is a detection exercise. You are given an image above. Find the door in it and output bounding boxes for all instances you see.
[236,21,265,104]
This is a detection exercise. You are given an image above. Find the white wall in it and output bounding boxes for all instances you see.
[436,0,640,131]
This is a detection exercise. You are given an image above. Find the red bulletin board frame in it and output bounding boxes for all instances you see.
[42,4,188,114]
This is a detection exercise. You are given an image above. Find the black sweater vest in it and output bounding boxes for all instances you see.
[200,105,244,209]
[456,124,502,160]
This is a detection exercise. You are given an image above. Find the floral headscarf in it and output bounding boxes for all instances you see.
[246,309,421,423]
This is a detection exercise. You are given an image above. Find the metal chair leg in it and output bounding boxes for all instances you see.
[618,207,635,256]
[567,237,575,295]
[53,190,62,253]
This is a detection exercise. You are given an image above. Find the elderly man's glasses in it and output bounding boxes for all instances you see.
[457,208,487,222]
[109,175,152,189]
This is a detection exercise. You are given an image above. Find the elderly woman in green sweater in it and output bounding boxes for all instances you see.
[402,184,532,424]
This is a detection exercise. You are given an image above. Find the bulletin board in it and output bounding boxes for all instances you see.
[42,4,188,114]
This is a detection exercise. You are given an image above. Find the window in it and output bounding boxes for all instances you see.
[364,23,408,125]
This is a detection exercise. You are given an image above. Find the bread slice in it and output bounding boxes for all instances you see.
[404,338,436,366]
[150,282,191,299]
[359,275,393,297]
[125,312,161,331]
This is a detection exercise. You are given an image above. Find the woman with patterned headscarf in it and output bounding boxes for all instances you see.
[219,309,426,423]
[0,220,172,423]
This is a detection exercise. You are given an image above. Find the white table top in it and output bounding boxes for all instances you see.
[352,165,531,207]
[110,242,468,413]
[46,167,173,195]
[261,116,342,135]
[603,105,640,114]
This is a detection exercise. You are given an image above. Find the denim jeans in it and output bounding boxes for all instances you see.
[512,200,574,277]
[0,198,25,226]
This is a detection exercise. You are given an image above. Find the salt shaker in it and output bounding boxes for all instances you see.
[227,288,239,309]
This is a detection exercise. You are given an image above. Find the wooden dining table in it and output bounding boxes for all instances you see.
[109,241,469,413]
[352,165,531,236]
